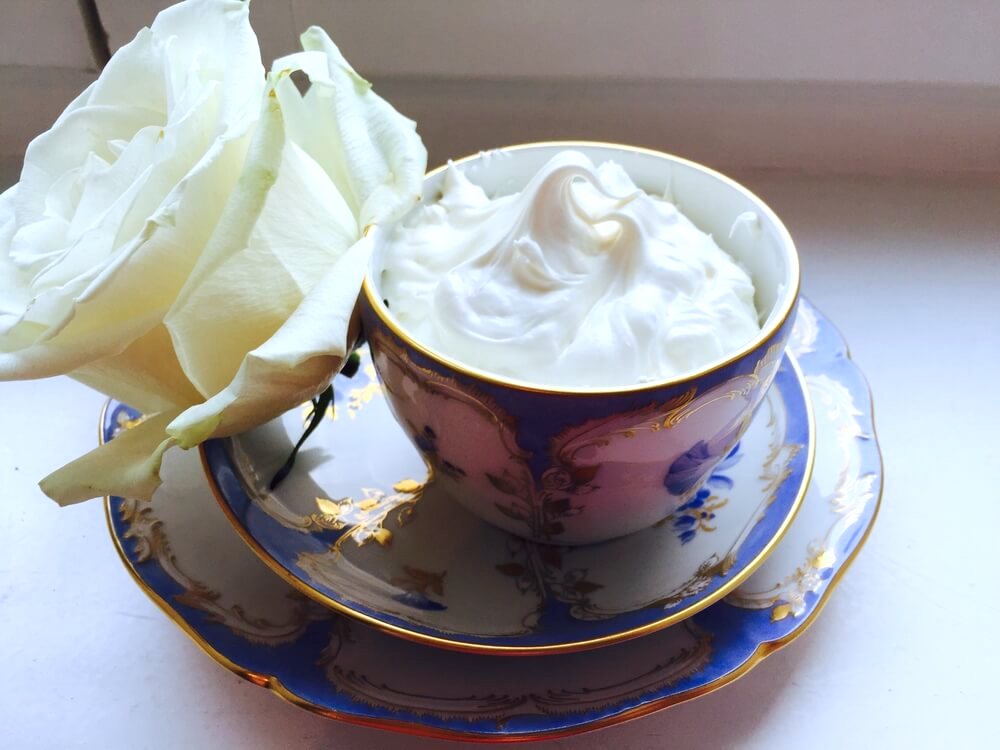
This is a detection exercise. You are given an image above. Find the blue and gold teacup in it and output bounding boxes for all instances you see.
[360,142,799,545]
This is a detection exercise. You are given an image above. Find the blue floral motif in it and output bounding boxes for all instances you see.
[704,443,742,491]
[664,439,739,495]
[669,443,741,544]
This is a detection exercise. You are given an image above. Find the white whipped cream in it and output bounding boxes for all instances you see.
[379,151,760,387]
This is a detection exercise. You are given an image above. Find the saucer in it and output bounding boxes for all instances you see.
[105,298,882,741]
[200,348,814,654]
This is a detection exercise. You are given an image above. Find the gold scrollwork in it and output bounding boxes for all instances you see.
[315,478,427,554]
[665,342,784,428]
[113,410,147,436]
[548,388,698,460]
[370,327,790,546]
[235,404,430,550]
[788,304,820,357]
[550,391,797,622]
[370,326,530,464]
[754,399,801,523]
[726,374,875,619]
[316,619,712,722]
[116,497,328,644]
[545,342,784,502]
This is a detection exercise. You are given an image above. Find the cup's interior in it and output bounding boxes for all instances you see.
[368,142,798,386]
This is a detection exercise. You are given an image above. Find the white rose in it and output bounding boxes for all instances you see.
[0,1,427,504]
[1,0,262,384]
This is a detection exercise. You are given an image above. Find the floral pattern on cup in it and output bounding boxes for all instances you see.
[669,443,742,544]
[369,317,786,544]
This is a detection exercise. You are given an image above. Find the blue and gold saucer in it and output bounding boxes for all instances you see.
[198,341,814,654]
[105,298,882,741]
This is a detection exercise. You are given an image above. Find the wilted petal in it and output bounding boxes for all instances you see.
[39,410,179,505]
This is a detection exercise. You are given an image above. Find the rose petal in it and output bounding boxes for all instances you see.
[0,187,30,328]
[0,132,250,380]
[166,235,372,447]
[165,82,357,396]
[274,27,426,229]
[0,0,263,381]
[167,31,426,446]
[150,0,263,129]
[70,324,202,413]
[38,409,179,505]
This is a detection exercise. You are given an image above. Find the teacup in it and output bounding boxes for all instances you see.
[360,142,799,545]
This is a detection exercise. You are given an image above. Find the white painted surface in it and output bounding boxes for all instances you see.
[0,0,94,69]
[5,70,1000,178]
[375,77,1000,178]
[5,2,1000,175]
[0,66,97,172]
[101,0,1000,85]
[0,1,97,164]
[2,173,998,748]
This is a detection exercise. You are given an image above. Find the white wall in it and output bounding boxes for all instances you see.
[0,0,94,69]
[102,1,1000,86]
[3,1,1000,178]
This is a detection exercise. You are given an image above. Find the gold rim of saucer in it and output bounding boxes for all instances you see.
[362,140,801,397]
[100,341,883,741]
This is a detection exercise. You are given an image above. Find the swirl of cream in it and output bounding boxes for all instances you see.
[380,151,759,387]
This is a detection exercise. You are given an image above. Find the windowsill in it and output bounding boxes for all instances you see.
[2,171,996,747]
